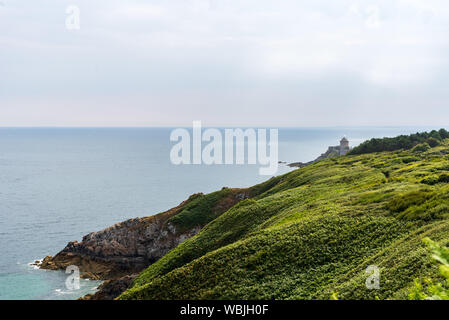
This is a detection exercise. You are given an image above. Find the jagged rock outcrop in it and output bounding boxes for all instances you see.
[40,188,250,299]
[40,197,201,278]
[80,275,138,300]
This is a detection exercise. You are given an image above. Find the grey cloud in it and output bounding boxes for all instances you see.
[1,0,449,126]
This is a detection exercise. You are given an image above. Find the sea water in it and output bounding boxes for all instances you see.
[0,126,437,299]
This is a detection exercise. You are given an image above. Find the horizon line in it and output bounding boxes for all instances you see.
[0,125,445,129]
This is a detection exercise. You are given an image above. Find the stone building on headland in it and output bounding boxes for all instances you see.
[288,137,351,168]
[318,136,351,159]
[339,137,350,155]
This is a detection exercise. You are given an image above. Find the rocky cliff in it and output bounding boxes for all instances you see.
[40,188,251,299]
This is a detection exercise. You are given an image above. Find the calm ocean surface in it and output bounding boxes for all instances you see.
[0,126,438,299]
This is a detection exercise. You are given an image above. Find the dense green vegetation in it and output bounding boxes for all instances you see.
[167,189,234,233]
[348,129,449,155]
[120,134,449,300]
[167,177,285,233]
[409,238,449,300]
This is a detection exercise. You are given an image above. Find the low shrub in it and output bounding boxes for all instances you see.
[412,143,431,153]
[421,176,439,185]
[387,190,433,213]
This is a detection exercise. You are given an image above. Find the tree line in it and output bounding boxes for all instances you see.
[348,129,449,155]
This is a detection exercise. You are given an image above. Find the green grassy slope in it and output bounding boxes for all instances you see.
[120,139,449,300]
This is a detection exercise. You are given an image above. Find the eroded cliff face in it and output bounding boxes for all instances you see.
[40,197,201,279]
[39,188,250,299]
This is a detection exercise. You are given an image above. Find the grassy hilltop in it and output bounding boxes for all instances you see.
[120,130,449,300]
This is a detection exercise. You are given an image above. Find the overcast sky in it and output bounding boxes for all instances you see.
[1,0,449,127]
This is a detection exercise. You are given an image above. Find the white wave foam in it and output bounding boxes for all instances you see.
[54,288,73,295]
[27,258,44,270]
